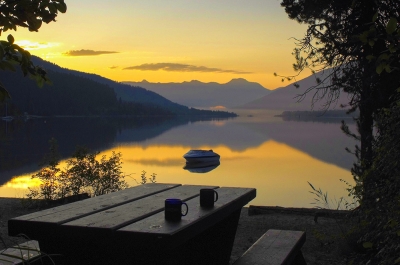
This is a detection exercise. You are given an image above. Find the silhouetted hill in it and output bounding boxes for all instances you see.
[35,62,179,106]
[123,78,270,109]
[29,57,195,111]
[237,70,351,111]
[0,57,237,118]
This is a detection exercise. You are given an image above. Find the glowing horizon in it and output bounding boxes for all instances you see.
[5,0,311,90]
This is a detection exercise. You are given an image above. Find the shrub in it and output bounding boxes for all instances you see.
[135,170,157,185]
[27,139,129,202]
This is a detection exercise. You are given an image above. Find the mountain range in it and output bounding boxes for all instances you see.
[124,72,351,112]
[2,56,352,115]
[0,57,236,118]
[237,71,352,111]
[123,79,271,109]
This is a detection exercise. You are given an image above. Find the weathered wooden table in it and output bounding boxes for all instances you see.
[8,183,256,265]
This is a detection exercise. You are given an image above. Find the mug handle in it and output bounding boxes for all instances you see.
[214,190,219,202]
[181,202,189,216]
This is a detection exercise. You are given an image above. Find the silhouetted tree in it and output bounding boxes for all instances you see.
[279,1,400,263]
[279,0,399,206]
[0,0,67,101]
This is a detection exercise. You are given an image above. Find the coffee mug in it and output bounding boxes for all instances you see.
[200,189,219,208]
[164,198,189,221]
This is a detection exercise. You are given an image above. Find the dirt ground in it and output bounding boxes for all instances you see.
[230,207,356,265]
[0,198,355,265]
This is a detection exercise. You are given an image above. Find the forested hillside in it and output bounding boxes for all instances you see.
[0,58,237,118]
[0,69,171,116]
[30,57,225,112]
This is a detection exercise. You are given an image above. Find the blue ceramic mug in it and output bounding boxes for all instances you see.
[165,198,189,221]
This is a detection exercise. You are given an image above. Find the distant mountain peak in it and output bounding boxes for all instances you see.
[183,80,202,84]
[230,78,248,82]
[227,78,249,84]
[123,78,270,108]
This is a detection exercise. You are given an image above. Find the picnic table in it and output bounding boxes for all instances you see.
[8,183,256,265]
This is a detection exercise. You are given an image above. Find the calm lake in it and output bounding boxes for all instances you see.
[0,110,357,208]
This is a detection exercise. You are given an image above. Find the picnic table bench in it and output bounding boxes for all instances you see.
[8,183,256,265]
[234,229,307,265]
[0,240,40,265]
[0,240,41,265]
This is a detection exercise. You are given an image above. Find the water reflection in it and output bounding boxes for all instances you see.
[0,112,357,208]
[183,161,221,173]
[107,141,353,207]
[0,116,219,185]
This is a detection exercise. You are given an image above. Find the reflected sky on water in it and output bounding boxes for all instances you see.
[0,110,357,208]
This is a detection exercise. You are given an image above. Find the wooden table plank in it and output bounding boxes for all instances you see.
[7,184,256,265]
[8,183,180,237]
[61,184,219,233]
[113,187,256,265]
[117,187,256,245]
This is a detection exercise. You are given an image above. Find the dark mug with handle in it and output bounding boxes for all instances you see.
[165,198,189,221]
[200,189,219,208]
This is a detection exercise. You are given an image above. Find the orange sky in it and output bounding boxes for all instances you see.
[8,0,310,89]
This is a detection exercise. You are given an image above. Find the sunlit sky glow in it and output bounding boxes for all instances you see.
[7,0,310,89]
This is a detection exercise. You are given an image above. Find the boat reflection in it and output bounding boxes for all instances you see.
[183,161,220,173]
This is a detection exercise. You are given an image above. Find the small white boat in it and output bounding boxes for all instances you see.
[183,149,220,163]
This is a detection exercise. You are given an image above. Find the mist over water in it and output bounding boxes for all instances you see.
[0,110,356,208]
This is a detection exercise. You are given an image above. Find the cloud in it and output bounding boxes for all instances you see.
[15,40,59,50]
[108,66,119,69]
[63,49,119,56]
[123,63,252,74]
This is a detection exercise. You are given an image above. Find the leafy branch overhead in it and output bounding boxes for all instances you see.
[0,0,67,33]
[276,1,399,111]
[0,0,67,101]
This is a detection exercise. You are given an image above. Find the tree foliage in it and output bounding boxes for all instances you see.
[351,94,400,264]
[27,139,128,201]
[0,0,67,101]
[66,147,128,197]
[279,1,400,263]
[279,0,399,203]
